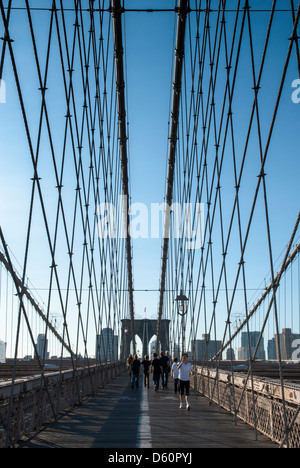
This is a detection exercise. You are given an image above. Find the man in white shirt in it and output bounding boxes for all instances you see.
[177,353,193,410]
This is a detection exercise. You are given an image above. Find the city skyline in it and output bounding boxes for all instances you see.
[2,324,300,364]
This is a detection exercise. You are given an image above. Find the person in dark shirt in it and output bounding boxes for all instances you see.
[159,351,170,389]
[131,354,141,390]
[141,355,151,389]
[150,353,163,391]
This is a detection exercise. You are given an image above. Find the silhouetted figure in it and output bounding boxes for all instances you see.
[151,353,163,391]
[141,354,151,388]
[131,354,141,390]
[159,351,170,389]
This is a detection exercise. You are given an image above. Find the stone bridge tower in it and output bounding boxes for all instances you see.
[121,319,170,358]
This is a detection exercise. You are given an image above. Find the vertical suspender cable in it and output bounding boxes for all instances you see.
[111,0,136,354]
[156,0,189,352]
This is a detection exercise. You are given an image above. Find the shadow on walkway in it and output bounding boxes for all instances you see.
[17,371,277,449]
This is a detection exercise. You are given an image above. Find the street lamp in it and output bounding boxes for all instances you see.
[175,291,189,357]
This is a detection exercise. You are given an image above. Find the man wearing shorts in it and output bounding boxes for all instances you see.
[177,353,193,410]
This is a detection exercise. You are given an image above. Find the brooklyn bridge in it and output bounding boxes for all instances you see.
[0,0,300,450]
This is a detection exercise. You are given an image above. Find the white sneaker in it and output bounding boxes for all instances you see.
[186,404,191,411]
[179,403,184,409]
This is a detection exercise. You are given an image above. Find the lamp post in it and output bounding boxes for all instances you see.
[175,291,189,357]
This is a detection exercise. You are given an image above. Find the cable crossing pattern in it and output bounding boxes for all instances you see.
[0,0,300,448]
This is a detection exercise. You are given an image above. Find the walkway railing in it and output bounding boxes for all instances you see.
[193,366,300,448]
[0,361,125,448]
[2,362,300,448]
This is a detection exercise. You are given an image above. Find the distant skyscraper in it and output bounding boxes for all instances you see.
[267,338,277,360]
[173,343,180,359]
[96,328,118,361]
[226,348,236,361]
[35,334,49,360]
[274,328,300,360]
[0,340,6,363]
[192,334,222,361]
[150,339,156,355]
[238,332,265,360]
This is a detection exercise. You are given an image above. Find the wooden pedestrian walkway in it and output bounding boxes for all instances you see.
[17,371,277,449]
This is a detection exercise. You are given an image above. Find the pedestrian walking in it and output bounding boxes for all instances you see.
[131,354,141,390]
[141,354,151,388]
[127,354,133,379]
[166,351,172,373]
[159,351,170,389]
[150,352,163,391]
[177,353,194,410]
[171,357,179,394]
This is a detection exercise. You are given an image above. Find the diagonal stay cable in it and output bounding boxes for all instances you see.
[0,0,82,404]
[0,227,58,446]
[111,0,135,353]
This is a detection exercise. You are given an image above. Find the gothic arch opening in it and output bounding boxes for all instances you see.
[121,319,170,359]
